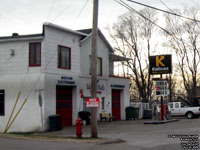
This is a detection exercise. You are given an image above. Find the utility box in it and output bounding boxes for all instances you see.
[125,106,139,120]
[48,114,62,131]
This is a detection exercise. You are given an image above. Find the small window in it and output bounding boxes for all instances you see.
[58,45,71,69]
[89,56,102,76]
[169,103,173,109]
[29,42,41,66]
[102,97,105,110]
[0,90,5,116]
[181,103,185,108]
[175,103,179,108]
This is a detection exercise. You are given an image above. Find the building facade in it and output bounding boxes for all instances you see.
[0,23,130,132]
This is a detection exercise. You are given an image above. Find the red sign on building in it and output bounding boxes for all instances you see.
[86,98,100,108]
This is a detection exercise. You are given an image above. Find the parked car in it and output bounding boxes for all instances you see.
[168,102,200,119]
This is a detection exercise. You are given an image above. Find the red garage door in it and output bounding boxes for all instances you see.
[56,85,73,126]
[112,89,121,120]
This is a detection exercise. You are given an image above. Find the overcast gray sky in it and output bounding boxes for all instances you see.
[0,0,199,36]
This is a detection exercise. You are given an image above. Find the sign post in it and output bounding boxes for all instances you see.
[149,55,172,121]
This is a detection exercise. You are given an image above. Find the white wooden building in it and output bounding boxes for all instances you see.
[0,23,130,132]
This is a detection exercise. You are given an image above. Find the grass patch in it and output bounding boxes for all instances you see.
[8,132,34,136]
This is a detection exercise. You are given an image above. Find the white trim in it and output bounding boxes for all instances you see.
[44,22,88,36]
[0,36,44,43]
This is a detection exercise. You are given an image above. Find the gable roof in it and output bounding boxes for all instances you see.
[78,29,114,53]
[43,22,88,37]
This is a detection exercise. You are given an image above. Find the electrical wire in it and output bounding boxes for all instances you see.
[159,0,173,12]
[46,0,56,22]
[114,0,172,35]
[127,0,200,23]
[71,0,90,27]
[114,0,194,50]
[51,0,77,22]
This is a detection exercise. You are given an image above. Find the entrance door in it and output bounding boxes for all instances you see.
[112,89,121,120]
[56,85,73,126]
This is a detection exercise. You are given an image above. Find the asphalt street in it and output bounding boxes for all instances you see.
[0,118,200,150]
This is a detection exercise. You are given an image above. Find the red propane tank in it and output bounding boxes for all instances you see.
[76,118,82,138]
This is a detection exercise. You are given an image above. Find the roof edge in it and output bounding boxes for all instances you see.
[43,22,88,36]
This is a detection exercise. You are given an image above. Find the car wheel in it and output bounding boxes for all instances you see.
[186,112,194,119]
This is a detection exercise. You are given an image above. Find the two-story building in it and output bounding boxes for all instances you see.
[0,23,130,132]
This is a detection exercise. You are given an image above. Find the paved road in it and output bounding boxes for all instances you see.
[1,118,200,150]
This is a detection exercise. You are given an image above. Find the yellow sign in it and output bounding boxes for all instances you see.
[149,55,172,74]
[156,56,165,67]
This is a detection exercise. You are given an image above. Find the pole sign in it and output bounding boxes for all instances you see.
[149,55,172,74]
[86,98,100,108]
[155,80,169,96]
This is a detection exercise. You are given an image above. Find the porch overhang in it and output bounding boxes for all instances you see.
[109,53,132,62]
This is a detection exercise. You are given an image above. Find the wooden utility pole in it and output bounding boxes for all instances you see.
[90,0,99,138]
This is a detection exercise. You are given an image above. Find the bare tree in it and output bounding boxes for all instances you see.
[108,8,157,102]
[164,7,200,100]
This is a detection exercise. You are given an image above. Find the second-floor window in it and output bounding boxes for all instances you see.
[29,42,41,66]
[90,56,102,76]
[58,45,71,69]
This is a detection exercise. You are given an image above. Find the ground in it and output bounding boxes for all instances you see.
[0,118,199,150]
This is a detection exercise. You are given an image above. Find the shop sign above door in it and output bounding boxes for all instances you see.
[58,76,75,85]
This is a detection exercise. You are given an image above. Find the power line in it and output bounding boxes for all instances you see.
[159,0,173,12]
[127,0,200,23]
[46,0,56,22]
[114,0,172,35]
[71,0,90,27]
[51,0,77,22]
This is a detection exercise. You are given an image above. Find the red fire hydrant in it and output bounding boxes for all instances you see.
[76,118,82,138]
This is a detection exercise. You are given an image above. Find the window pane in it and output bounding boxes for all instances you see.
[0,90,4,115]
[97,57,102,76]
[61,47,67,68]
[97,58,100,75]
[30,44,35,65]
[36,43,41,65]
[0,103,4,114]
[58,46,70,69]
[29,42,41,66]
[89,56,102,76]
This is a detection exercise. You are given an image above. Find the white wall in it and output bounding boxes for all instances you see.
[80,35,109,78]
[0,38,45,132]
[0,73,44,132]
[43,25,83,127]
[43,26,81,76]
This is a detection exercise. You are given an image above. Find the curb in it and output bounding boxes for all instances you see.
[0,133,123,144]
[144,119,179,124]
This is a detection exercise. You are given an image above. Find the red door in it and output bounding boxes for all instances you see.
[112,89,121,120]
[56,85,73,126]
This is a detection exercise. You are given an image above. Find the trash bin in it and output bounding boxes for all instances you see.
[48,114,62,131]
[78,111,91,125]
[143,109,152,119]
[126,107,139,120]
